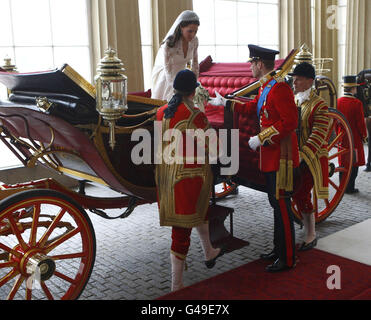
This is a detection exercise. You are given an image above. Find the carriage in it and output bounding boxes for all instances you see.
[0,47,356,299]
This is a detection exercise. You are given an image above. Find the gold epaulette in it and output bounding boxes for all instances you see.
[273,74,285,83]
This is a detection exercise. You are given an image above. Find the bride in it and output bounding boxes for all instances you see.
[151,10,200,101]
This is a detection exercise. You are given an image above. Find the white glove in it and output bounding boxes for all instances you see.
[208,91,227,107]
[248,135,261,151]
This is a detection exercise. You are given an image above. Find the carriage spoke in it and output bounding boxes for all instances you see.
[0,261,17,268]
[0,242,22,259]
[51,252,85,260]
[7,274,25,300]
[328,148,349,160]
[335,167,347,173]
[29,204,41,246]
[7,215,28,251]
[37,208,67,247]
[41,281,54,300]
[0,268,19,287]
[328,179,341,192]
[54,270,76,284]
[327,130,345,150]
[25,286,32,300]
[44,227,80,254]
[324,199,330,209]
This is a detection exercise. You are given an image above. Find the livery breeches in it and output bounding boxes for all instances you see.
[171,210,210,260]
[292,162,315,214]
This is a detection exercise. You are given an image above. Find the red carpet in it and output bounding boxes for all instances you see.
[159,249,371,300]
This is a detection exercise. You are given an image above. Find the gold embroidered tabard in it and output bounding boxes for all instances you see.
[298,90,329,199]
[155,102,213,228]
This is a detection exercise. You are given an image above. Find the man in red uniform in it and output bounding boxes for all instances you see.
[155,69,224,291]
[337,75,368,193]
[289,62,330,251]
[210,45,299,272]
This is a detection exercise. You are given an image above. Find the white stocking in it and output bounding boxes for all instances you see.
[170,253,185,291]
[195,223,220,261]
[302,212,316,243]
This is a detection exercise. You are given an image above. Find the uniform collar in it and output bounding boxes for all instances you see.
[295,87,313,105]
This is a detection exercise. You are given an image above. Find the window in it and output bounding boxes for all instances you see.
[0,0,91,80]
[0,0,92,168]
[193,0,279,62]
[138,0,153,91]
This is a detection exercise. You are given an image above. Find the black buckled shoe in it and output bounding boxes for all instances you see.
[298,237,318,251]
[345,188,359,194]
[265,258,295,273]
[260,250,278,261]
[205,245,227,269]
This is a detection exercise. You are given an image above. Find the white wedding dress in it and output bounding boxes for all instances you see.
[151,37,199,102]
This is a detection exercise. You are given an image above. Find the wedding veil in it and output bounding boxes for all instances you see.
[162,10,200,42]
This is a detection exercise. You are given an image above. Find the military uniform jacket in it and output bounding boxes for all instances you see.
[227,74,299,196]
[155,100,213,228]
[298,90,330,199]
[337,94,367,166]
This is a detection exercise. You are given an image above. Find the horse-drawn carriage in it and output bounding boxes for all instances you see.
[0,47,355,299]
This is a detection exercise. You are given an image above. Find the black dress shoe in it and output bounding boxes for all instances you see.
[364,166,371,172]
[298,237,318,251]
[260,251,278,261]
[345,188,359,194]
[265,259,295,273]
[205,245,226,269]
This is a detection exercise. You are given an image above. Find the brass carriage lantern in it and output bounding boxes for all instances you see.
[2,56,17,72]
[292,43,314,71]
[95,48,128,150]
[2,56,17,98]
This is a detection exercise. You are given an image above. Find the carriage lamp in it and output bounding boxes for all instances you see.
[95,47,128,150]
[2,56,17,98]
[292,43,314,71]
[2,56,17,72]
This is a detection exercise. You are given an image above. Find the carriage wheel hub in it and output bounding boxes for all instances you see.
[25,252,56,281]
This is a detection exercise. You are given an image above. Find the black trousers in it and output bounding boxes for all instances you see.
[347,167,359,191]
[339,166,359,191]
[264,172,296,267]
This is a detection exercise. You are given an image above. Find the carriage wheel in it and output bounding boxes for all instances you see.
[215,181,239,199]
[292,108,354,224]
[0,189,96,300]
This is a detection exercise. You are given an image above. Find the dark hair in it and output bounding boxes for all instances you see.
[261,59,275,70]
[164,90,194,119]
[164,20,200,48]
